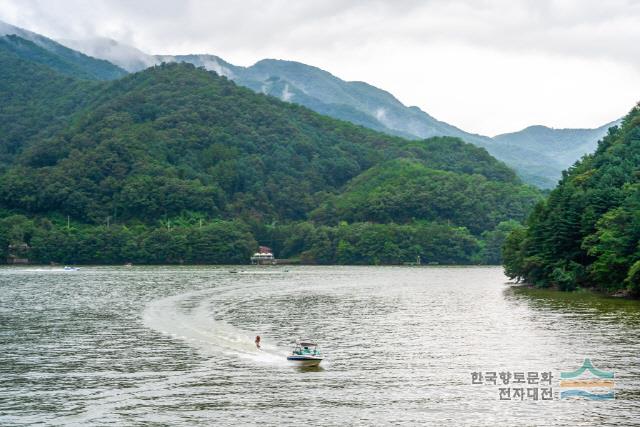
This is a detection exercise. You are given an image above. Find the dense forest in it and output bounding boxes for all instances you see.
[0,35,543,265]
[0,38,101,168]
[503,104,640,296]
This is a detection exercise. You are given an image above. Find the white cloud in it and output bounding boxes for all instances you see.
[0,0,638,134]
[281,83,293,102]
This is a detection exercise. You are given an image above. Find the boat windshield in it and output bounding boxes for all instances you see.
[293,343,321,356]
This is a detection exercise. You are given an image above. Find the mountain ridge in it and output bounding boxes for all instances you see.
[0,21,621,188]
[0,21,126,80]
[53,35,618,188]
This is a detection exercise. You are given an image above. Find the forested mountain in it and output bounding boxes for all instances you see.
[310,158,540,235]
[0,35,108,80]
[57,34,616,188]
[0,21,126,80]
[0,38,99,169]
[503,104,640,296]
[227,60,619,184]
[0,42,542,265]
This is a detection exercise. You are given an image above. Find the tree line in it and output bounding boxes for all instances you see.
[503,104,640,296]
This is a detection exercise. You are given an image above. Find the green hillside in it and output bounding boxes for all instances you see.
[0,35,104,80]
[2,62,403,223]
[0,39,98,169]
[503,104,640,295]
[311,158,541,234]
[187,57,611,188]
[0,21,126,80]
[48,31,616,188]
[0,50,542,264]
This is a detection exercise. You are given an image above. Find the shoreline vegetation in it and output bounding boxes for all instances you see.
[503,103,640,299]
[510,282,639,301]
[0,215,517,266]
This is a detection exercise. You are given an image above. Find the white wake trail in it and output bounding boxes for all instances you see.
[142,287,288,367]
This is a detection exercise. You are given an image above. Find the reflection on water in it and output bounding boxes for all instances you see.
[293,365,325,373]
[1,266,639,425]
[508,285,640,321]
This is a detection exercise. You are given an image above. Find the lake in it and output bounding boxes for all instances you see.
[1,266,639,425]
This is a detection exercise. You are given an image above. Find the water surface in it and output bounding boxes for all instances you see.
[1,266,639,425]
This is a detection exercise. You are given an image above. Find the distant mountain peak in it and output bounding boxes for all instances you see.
[0,20,54,50]
[0,21,126,80]
[0,20,30,36]
[59,36,157,72]
[501,119,621,137]
[157,54,237,79]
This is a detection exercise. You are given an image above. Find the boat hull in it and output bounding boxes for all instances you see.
[286,356,323,367]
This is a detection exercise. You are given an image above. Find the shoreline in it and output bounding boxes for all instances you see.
[510,282,639,301]
[0,262,503,268]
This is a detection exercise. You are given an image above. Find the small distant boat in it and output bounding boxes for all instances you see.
[229,269,239,274]
[124,262,133,267]
[250,248,276,265]
[63,266,79,271]
[287,340,323,366]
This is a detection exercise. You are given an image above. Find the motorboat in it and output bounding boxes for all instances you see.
[63,266,79,271]
[286,340,323,366]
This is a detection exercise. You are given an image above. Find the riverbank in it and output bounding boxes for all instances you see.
[510,283,640,301]
[1,261,497,268]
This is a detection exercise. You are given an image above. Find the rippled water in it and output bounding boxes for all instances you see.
[1,266,639,425]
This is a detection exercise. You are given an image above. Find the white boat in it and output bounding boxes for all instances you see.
[286,340,323,366]
[63,266,79,271]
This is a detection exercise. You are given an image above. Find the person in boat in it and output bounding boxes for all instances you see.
[255,335,261,349]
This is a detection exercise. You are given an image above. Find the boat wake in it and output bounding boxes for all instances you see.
[142,287,289,367]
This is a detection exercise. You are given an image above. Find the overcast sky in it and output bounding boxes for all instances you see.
[1,0,639,135]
